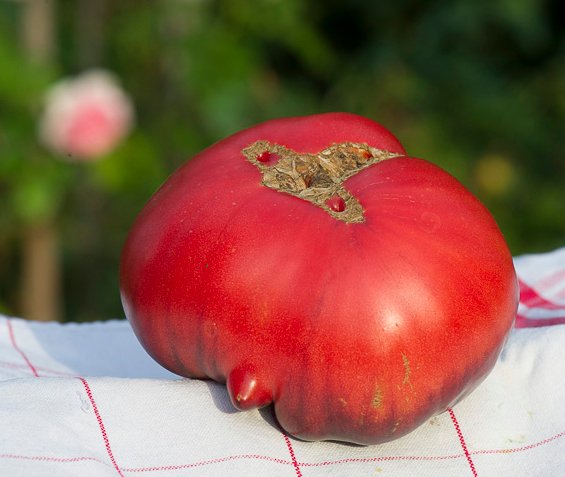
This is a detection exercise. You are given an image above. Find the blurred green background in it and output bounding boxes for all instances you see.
[1,0,564,322]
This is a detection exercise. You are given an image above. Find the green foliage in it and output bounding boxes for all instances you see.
[0,21,66,232]
[0,0,564,321]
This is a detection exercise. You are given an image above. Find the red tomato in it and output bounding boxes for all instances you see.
[120,113,518,444]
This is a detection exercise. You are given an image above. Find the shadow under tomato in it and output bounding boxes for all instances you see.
[203,379,364,446]
[203,379,284,432]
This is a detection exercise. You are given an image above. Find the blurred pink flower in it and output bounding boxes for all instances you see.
[39,69,134,161]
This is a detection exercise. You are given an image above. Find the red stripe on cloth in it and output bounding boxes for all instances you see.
[473,430,565,456]
[79,377,124,476]
[515,313,565,328]
[0,358,75,376]
[519,279,563,310]
[2,429,564,472]
[535,269,565,296]
[283,433,303,477]
[0,453,109,466]
[6,320,39,377]
[448,408,478,477]
[122,454,292,472]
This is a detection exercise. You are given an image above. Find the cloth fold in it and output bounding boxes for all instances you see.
[1,248,565,476]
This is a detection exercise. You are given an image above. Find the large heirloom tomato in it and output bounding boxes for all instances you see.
[120,113,518,445]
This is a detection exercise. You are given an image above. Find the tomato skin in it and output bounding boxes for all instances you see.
[120,112,518,445]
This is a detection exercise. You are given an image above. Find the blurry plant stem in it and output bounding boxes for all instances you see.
[19,0,60,321]
[19,222,61,322]
[21,0,56,65]
[75,0,106,68]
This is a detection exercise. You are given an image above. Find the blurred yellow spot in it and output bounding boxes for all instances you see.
[475,154,516,196]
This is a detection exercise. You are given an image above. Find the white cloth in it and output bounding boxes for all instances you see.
[1,248,565,477]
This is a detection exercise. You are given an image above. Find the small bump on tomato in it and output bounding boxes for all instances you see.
[256,151,280,165]
[325,195,346,213]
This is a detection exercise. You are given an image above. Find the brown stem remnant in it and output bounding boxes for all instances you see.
[242,141,402,223]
